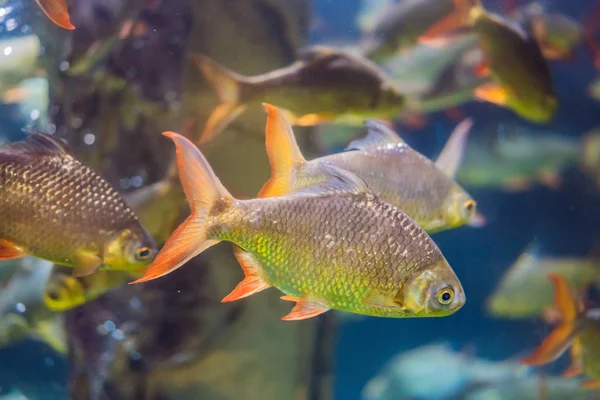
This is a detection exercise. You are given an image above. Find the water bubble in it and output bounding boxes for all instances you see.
[44,357,55,367]
[15,303,26,313]
[3,46,11,56]
[83,133,95,145]
[59,61,69,72]
[6,18,17,31]
[103,320,116,333]
[30,109,40,121]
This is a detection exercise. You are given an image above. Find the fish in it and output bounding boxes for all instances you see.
[448,0,557,123]
[487,250,598,320]
[356,0,395,34]
[258,104,479,233]
[131,127,466,320]
[359,0,460,62]
[0,258,66,354]
[517,4,584,62]
[192,45,406,143]
[589,76,600,102]
[463,375,595,400]
[363,342,530,400]
[521,273,600,389]
[34,0,75,30]
[456,122,583,191]
[0,132,157,277]
[43,267,133,312]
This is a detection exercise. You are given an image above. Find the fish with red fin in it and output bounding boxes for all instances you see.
[34,0,75,30]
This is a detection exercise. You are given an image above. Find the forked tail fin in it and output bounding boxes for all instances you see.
[521,273,581,366]
[34,0,75,29]
[192,54,249,144]
[131,131,233,283]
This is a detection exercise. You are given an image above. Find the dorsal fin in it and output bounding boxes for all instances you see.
[345,120,404,151]
[258,103,307,198]
[435,118,473,178]
[1,131,72,156]
[294,161,371,197]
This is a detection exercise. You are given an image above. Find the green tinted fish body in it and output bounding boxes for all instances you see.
[134,126,465,321]
[265,119,476,233]
[0,133,156,276]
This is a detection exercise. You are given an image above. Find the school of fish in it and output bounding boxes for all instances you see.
[4,0,600,397]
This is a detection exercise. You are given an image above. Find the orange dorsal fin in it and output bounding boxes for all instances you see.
[521,273,580,366]
[221,246,271,302]
[257,104,307,198]
[281,296,330,321]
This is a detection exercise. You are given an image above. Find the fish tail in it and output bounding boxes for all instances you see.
[131,131,233,284]
[521,273,580,366]
[579,129,600,170]
[192,54,249,144]
[419,0,479,41]
[34,0,75,30]
[257,103,307,198]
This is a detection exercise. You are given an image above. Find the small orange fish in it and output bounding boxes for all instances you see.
[34,0,75,30]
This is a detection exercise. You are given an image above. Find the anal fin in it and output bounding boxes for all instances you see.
[0,239,25,260]
[221,246,271,302]
[281,296,330,321]
[474,83,510,106]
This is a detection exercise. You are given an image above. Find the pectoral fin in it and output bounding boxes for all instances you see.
[435,118,473,178]
[0,239,25,260]
[281,296,330,321]
[362,290,401,309]
[474,84,510,106]
[562,338,584,378]
[73,251,102,277]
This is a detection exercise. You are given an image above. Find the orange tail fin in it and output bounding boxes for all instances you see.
[34,0,75,30]
[521,273,580,366]
[191,55,249,144]
[131,132,233,284]
[419,0,479,41]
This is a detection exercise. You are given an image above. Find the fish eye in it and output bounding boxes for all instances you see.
[463,200,476,214]
[135,247,153,261]
[437,287,454,305]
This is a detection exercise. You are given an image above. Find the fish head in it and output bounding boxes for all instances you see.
[102,224,157,271]
[400,260,465,317]
[441,186,477,229]
[511,93,557,124]
[44,272,86,312]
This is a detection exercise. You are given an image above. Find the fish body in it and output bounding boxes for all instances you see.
[361,0,456,61]
[363,342,529,400]
[194,46,406,143]
[457,122,580,190]
[455,0,557,123]
[133,123,465,320]
[0,133,156,276]
[259,106,477,233]
[522,274,600,389]
[487,251,598,319]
